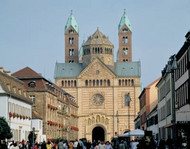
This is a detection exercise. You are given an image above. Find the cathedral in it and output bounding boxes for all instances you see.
[54,10,141,141]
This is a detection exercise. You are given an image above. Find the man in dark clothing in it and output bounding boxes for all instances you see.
[41,141,47,149]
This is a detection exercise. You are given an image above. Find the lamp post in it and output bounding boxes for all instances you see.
[32,127,35,149]
[166,54,178,148]
[116,110,119,135]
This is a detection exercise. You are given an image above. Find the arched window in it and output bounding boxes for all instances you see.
[122,28,128,33]
[100,80,103,86]
[71,80,73,87]
[107,80,110,86]
[122,79,124,86]
[69,38,74,45]
[104,79,106,86]
[96,80,99,86]
[119,80,121,86]
[123,48,128,55]
[131,79,134,86]
[68,80,71,87]
[62,80,64,87]
[95,48,98,54]
[123,37,128,43]
[125,93,131,106]
[128,79,131,86]
[65,80,67,87]
[93,80,95,86]
[85,80,88,86]
[74,80,77,87]
[69,29,74,34]
[100,48,103,53]
[125,80,128,86]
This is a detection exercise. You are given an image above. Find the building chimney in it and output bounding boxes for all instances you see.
[0,67,3,72]
[4,71,11,76]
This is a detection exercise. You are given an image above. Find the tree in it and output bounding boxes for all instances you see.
[0,117,12,140]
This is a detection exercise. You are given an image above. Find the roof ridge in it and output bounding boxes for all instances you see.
[12,67,42,78]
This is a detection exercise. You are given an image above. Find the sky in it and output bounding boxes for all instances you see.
[0,0,190,87]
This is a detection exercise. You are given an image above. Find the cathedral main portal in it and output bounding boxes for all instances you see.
[92,126,105,142]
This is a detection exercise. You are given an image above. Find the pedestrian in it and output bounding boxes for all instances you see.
[105,141,112,149]
[119,140,125,149]
[123,139,128,149]
[158,139,165,149]
[63,140,68,149]
[58,140,64,149]
[46,141,52,149]
[10,142,19,149]
[98,141,105,149]
[68,141,73,149]
[41,141,47,149]
[73,140,78,149]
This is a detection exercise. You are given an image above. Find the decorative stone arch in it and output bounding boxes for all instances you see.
[89,123,107,142]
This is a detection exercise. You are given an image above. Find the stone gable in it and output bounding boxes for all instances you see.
[78,58,116,79]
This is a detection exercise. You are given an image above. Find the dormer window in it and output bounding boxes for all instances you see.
[28,81,36,88]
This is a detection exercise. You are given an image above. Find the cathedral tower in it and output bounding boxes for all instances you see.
[117,10,132,62]
[65,11,79,63]
[82,28,114,66]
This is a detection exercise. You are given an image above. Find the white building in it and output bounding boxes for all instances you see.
[146,106,158,140]
[0,67,32,142]
[32,111,46,143]
[157,68,173,141]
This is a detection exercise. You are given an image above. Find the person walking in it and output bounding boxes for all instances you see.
[41,141,47,149]
[105,141,112,149]
[58,140,64,149]
[119,140,125,149]
[98,141,105,149]
[68,141,73,149]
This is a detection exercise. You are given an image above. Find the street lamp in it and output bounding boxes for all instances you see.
[116,110,119,135]
[166,54,178,148]
[32,127,35,149]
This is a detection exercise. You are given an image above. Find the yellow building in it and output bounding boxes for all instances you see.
[13,67,78,140]
[54,10,141,141]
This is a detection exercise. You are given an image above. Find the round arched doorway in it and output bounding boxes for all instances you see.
[92,126,105,142]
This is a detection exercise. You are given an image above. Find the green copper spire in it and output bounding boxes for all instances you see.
[118,9,132,31]
[65,10,79,33]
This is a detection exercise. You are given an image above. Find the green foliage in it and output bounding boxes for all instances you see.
[0,117,12,140]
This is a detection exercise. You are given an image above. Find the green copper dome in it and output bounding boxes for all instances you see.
[65,11,79,33]
[118,10,132,31]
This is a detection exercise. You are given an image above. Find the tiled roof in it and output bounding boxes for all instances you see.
[12,67,42,78]
[83,28,113,46]
[0,71,33,104]
[54,62,85,78]
[54,61,141,78]
[114,61,141,77]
